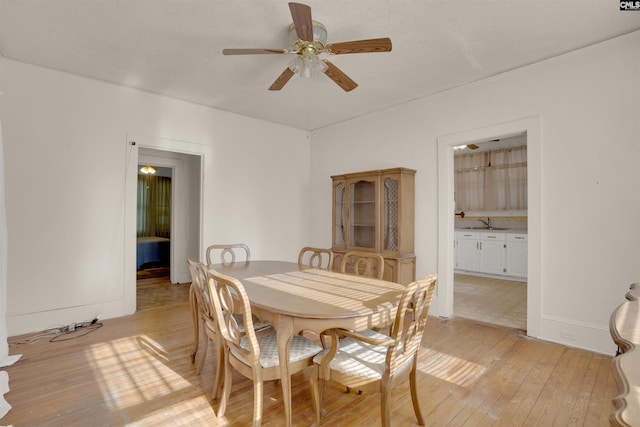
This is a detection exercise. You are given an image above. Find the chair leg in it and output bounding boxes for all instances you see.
[189,288,199,363]
[380,384,391,427]
[216,350,233,417]
[310,366,323,426]
[211,339,225,400]
[252,371,264,427]
[409,364,425,426]
[194,330,208,375]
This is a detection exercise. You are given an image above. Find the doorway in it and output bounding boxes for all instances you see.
[125,139,204,314]
[136,164,172,281]
[452,135,528,330]
[437,117,541,338]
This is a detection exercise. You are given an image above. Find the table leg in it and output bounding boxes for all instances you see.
[275,314,294,427]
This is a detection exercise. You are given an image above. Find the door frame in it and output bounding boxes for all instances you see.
[437,116,541,338]
[124,135,207,314]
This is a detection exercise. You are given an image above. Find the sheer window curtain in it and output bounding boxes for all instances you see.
[1,115,22,420]
[455,146,527,211]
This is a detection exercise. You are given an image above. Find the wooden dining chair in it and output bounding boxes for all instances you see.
[188,258,270,400]
[340,251,385,279]
[187,258,225,400]
[206,268,323,426]
[310,274,438,427]
[206,243,251,266]
[298,247,334,270]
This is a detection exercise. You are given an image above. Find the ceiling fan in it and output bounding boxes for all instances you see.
[222,2,392,92]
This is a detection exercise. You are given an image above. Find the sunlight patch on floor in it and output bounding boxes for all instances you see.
[418,348,487,387]
[87,335,184,407]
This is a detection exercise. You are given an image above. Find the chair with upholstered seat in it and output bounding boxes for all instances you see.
[298,247,334,270]
[310,274,437,427]
[207,268,323,426]
[340,251,385,279]
[206,243,251,266]
[187,258,225,400]
[188,258,270,400]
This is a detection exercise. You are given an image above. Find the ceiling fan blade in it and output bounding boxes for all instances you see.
[323,60,357,92]
[326,38,392,54]
[467,144,479,150]
[289,2,313,42]
[223,48,288,55]
[269,67,295,91]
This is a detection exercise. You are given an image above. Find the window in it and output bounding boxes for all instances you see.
[454,146,527,211]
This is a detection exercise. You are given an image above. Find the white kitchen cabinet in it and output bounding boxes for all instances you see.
[455,231,480,271]
[505,233,528,278]
[478,232,506,275]
[455,230,527,280]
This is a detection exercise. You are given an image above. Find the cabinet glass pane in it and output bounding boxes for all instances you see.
[383,177,399,251]
[350,180,375,248]
[334,182,346,246]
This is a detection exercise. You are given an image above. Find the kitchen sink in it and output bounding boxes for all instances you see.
[460,226,510,230]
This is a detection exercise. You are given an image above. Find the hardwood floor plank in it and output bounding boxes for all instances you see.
[495,339,565,424]
[460,334,541,426]
[585,354,618,426]
[3,302,616,426]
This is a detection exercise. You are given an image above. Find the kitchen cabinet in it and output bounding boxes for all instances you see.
[478,232,506,275]
[455,231,480,271]
[505,233,527,278]
[455,230,527,280]
[332,168,416,284]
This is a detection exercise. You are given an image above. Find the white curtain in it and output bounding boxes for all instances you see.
[1,110,22,420]
[455,146,527,211]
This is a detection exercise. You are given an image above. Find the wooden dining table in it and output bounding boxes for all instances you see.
[209,260,406,427]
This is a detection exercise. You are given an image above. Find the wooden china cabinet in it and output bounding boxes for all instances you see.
[331,167,416,284]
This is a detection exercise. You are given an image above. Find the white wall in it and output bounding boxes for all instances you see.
[310,31,640,354]
[3,31,638,353]
[0,58,310,336]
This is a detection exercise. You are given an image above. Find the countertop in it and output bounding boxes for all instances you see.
[455,227,528,234]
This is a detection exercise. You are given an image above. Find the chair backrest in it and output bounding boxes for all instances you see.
[387,274,437,375]
[187,258,216,323]
[340,251,385,279]
[206,243,251,266]
[298,247,334,270]
[207,268,260,366]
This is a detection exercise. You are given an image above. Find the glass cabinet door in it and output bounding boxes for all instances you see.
[383,176,399,252]
[332,181,346,248]
[349,179,377,249]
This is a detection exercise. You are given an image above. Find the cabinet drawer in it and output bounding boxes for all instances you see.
[456,231,479,240]
[506,233,527,242]
[479,232,505,241]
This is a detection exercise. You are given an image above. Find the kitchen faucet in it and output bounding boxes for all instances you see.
[479,217,492,228]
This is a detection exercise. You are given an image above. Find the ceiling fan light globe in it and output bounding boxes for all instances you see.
[288,56,303,73]
[312,21,328,45]
[288,20,328,47]
[302,50,319,66]
[300,63,313,79]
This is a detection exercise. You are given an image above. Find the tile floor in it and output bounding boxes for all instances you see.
[454,273,527,331]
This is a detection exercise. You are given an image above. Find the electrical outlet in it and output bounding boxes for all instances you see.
[561,329,576,341]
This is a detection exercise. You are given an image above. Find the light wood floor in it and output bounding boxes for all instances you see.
[4,292,617,426]
[136,273,190,311]
[454,273,527,330]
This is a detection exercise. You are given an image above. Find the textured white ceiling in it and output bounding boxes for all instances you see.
[2,0,639,130]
